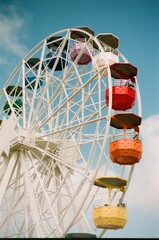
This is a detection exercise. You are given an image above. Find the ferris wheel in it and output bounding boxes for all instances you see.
[0,26,142,238]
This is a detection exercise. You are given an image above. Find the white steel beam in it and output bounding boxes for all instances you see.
[20,151,46,238]
[0,152,17,206]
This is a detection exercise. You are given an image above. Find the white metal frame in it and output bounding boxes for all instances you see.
[0,27,142,238]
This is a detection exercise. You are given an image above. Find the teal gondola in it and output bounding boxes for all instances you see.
[3,99,22,115]
[25,71,43,89]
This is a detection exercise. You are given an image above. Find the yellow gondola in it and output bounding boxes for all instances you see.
[92,176,127,230]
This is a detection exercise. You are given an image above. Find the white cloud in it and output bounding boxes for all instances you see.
[106,114,159,238]
[0,4,28,58]
[65,112,159,214]
[126,114,159,213]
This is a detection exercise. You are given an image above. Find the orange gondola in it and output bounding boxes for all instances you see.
[109,113,142,165]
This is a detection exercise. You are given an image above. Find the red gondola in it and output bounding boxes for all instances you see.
[106,63,137,110]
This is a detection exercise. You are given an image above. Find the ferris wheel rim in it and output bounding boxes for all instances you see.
[0,26,142,238]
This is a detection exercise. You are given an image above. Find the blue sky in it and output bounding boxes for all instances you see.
[0,0,159,238]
